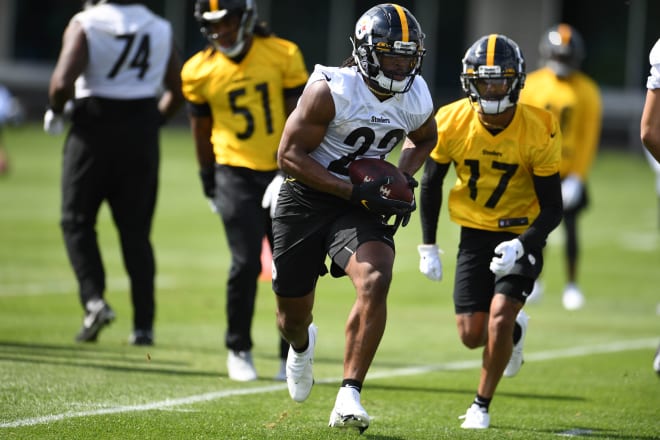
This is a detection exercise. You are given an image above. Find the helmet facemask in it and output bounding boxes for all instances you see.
[461,66,524,115]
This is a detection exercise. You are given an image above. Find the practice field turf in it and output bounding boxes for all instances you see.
[0,125,658,439]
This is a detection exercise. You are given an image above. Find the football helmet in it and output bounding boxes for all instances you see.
[352,3,426,94]
[461,34,526,115]
[539,23,585,77]
[194,0,257,58]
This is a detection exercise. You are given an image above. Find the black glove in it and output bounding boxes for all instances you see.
[396,172,419,227]
[199,166,216,198]
[350,176,414,216]
[403,172,419,190]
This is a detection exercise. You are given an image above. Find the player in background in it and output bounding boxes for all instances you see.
[273,4,436,432]
[418,34,562,429]
[520,23,602,310]
[181,0,308,382]
[639,37,660,376]
[0,84,24,175]
[44,0,184,345]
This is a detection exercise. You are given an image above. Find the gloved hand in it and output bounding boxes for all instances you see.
[418,244,443,281]
[43,109,64,135]
[561,174,583,210]
[199,166,218,213]
[394,172,419,227]
[403,172,419,190]
[489,238,524,277]
[350,176,414,216]
[261,174,284,218]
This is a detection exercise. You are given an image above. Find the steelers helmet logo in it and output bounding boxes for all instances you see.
[355,17,373,40]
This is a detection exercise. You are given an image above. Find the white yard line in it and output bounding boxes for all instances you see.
[1,337,657,428]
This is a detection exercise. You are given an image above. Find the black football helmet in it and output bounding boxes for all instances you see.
[352,3,426,94]
[539,23,585,77]
[461,34,526,115]
[194,0,257,58]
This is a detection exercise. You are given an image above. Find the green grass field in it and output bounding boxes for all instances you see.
[1,124,659,439]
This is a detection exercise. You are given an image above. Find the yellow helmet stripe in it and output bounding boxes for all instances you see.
[392,4,409,42]
[486,34,498,66]
[209,0,219,12]
[557,23,572,45]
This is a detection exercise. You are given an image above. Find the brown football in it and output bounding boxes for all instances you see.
[348,158,414,203]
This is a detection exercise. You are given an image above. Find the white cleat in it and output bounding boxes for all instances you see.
[227,350,258,382]
[562,283,585,310]
[526,280,544,304]
[286,323,317,402]
[459,403,490,429]
[503,309,529,378]
[328,387,370,433]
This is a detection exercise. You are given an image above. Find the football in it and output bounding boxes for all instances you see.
[348,158,414,203]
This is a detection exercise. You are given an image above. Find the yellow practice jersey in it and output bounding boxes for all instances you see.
[431,99,562,234]
[181,36,308,170]
[520,67,602,179]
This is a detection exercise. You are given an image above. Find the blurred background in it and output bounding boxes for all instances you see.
[0,0,658,150]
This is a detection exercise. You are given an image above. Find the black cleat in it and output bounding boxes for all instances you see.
[75,299,115,343]
[129,329,154,346]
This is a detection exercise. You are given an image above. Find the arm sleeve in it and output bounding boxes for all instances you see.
[419,158,451,244]
[518,172,563,250]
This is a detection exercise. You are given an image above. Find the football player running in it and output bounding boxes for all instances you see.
[417,34,563,429]
[520,24,602,310]
[181,0,308,382]
[272,4,437,432]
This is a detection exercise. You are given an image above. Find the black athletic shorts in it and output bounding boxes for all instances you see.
[453,227,543,314]
[271,179,396,297]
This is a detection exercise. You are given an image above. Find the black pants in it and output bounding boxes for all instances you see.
[214,165,287,358]
[60,97,159,331]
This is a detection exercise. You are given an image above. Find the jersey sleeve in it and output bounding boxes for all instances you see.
[647,38,660,90]
[531,112,562,177]
[429,104,455,164]
[570,76,602,179]
[282,44,309,90]
[180,50,210,105]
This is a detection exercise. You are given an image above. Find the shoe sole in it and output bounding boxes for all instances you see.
[329,413,370,433]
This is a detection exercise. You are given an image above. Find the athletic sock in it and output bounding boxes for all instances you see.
[341,379,362,393]
[293,340,308,353]
[473,394,491,411]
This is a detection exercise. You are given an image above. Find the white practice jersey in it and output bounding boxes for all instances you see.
[73,3,172,100]
[307,65,434,180]
[647,38,660,90]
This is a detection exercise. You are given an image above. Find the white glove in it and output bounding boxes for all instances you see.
[561,174,583,210]
[489,238,524,277]
[418,244,443,281]
[43,109,64,135]
[261,174,284,218]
